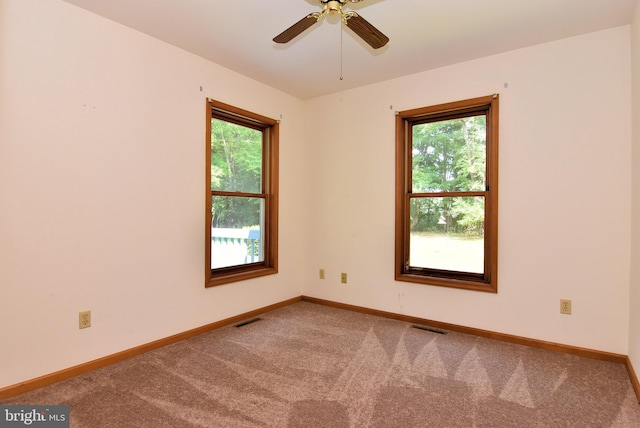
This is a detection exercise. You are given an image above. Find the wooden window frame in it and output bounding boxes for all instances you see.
[205,100,278,287]
[395,95,499,292]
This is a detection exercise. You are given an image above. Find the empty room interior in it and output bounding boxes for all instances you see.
[2,0,640,425]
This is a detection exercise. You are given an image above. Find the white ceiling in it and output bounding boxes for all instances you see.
[60,0,636,100]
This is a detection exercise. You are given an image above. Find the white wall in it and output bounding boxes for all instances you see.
[303,27,632,354]
[629,0,640,374]
[0,0,306,388]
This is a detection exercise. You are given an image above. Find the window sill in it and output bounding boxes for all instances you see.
[206,266,278,288]
[395,272,497,293]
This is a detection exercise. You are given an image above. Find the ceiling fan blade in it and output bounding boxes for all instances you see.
[345,13,389,49]
[273,14,320,44]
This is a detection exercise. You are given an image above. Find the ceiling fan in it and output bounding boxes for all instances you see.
[273,0,389,49]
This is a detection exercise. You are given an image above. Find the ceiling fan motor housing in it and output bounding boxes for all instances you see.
[323,1,344,15]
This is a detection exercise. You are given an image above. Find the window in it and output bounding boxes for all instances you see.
[205,100,278,287]
[395,95,498,292]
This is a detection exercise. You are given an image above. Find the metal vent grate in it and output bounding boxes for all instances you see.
[411,325,447,335]
[235,317,262,328]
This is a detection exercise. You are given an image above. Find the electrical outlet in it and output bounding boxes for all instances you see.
[79,310,91,329]
[560,299,572,315]
[341,273,347,284]
[319,269,325,279]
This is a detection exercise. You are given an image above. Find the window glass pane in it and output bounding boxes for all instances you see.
[412,115,486,193]
[211,196,264,269]
[210,118,262,193]
[409,196,484,273]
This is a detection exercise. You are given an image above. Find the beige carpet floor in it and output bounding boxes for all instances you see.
[3,301,640,427]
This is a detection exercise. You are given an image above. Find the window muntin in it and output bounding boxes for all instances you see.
[206,100,278,287]
[395,95,498,292]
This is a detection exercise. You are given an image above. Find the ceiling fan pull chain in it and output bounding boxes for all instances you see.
[340,19,344,80]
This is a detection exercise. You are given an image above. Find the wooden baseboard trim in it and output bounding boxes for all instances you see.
[3,295,635,403]
[626,356,640,403]
[301,296,628,365]
[0,296,302,401]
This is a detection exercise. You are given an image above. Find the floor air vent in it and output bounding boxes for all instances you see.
[411,325,447,335]
[235,317,262,328]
